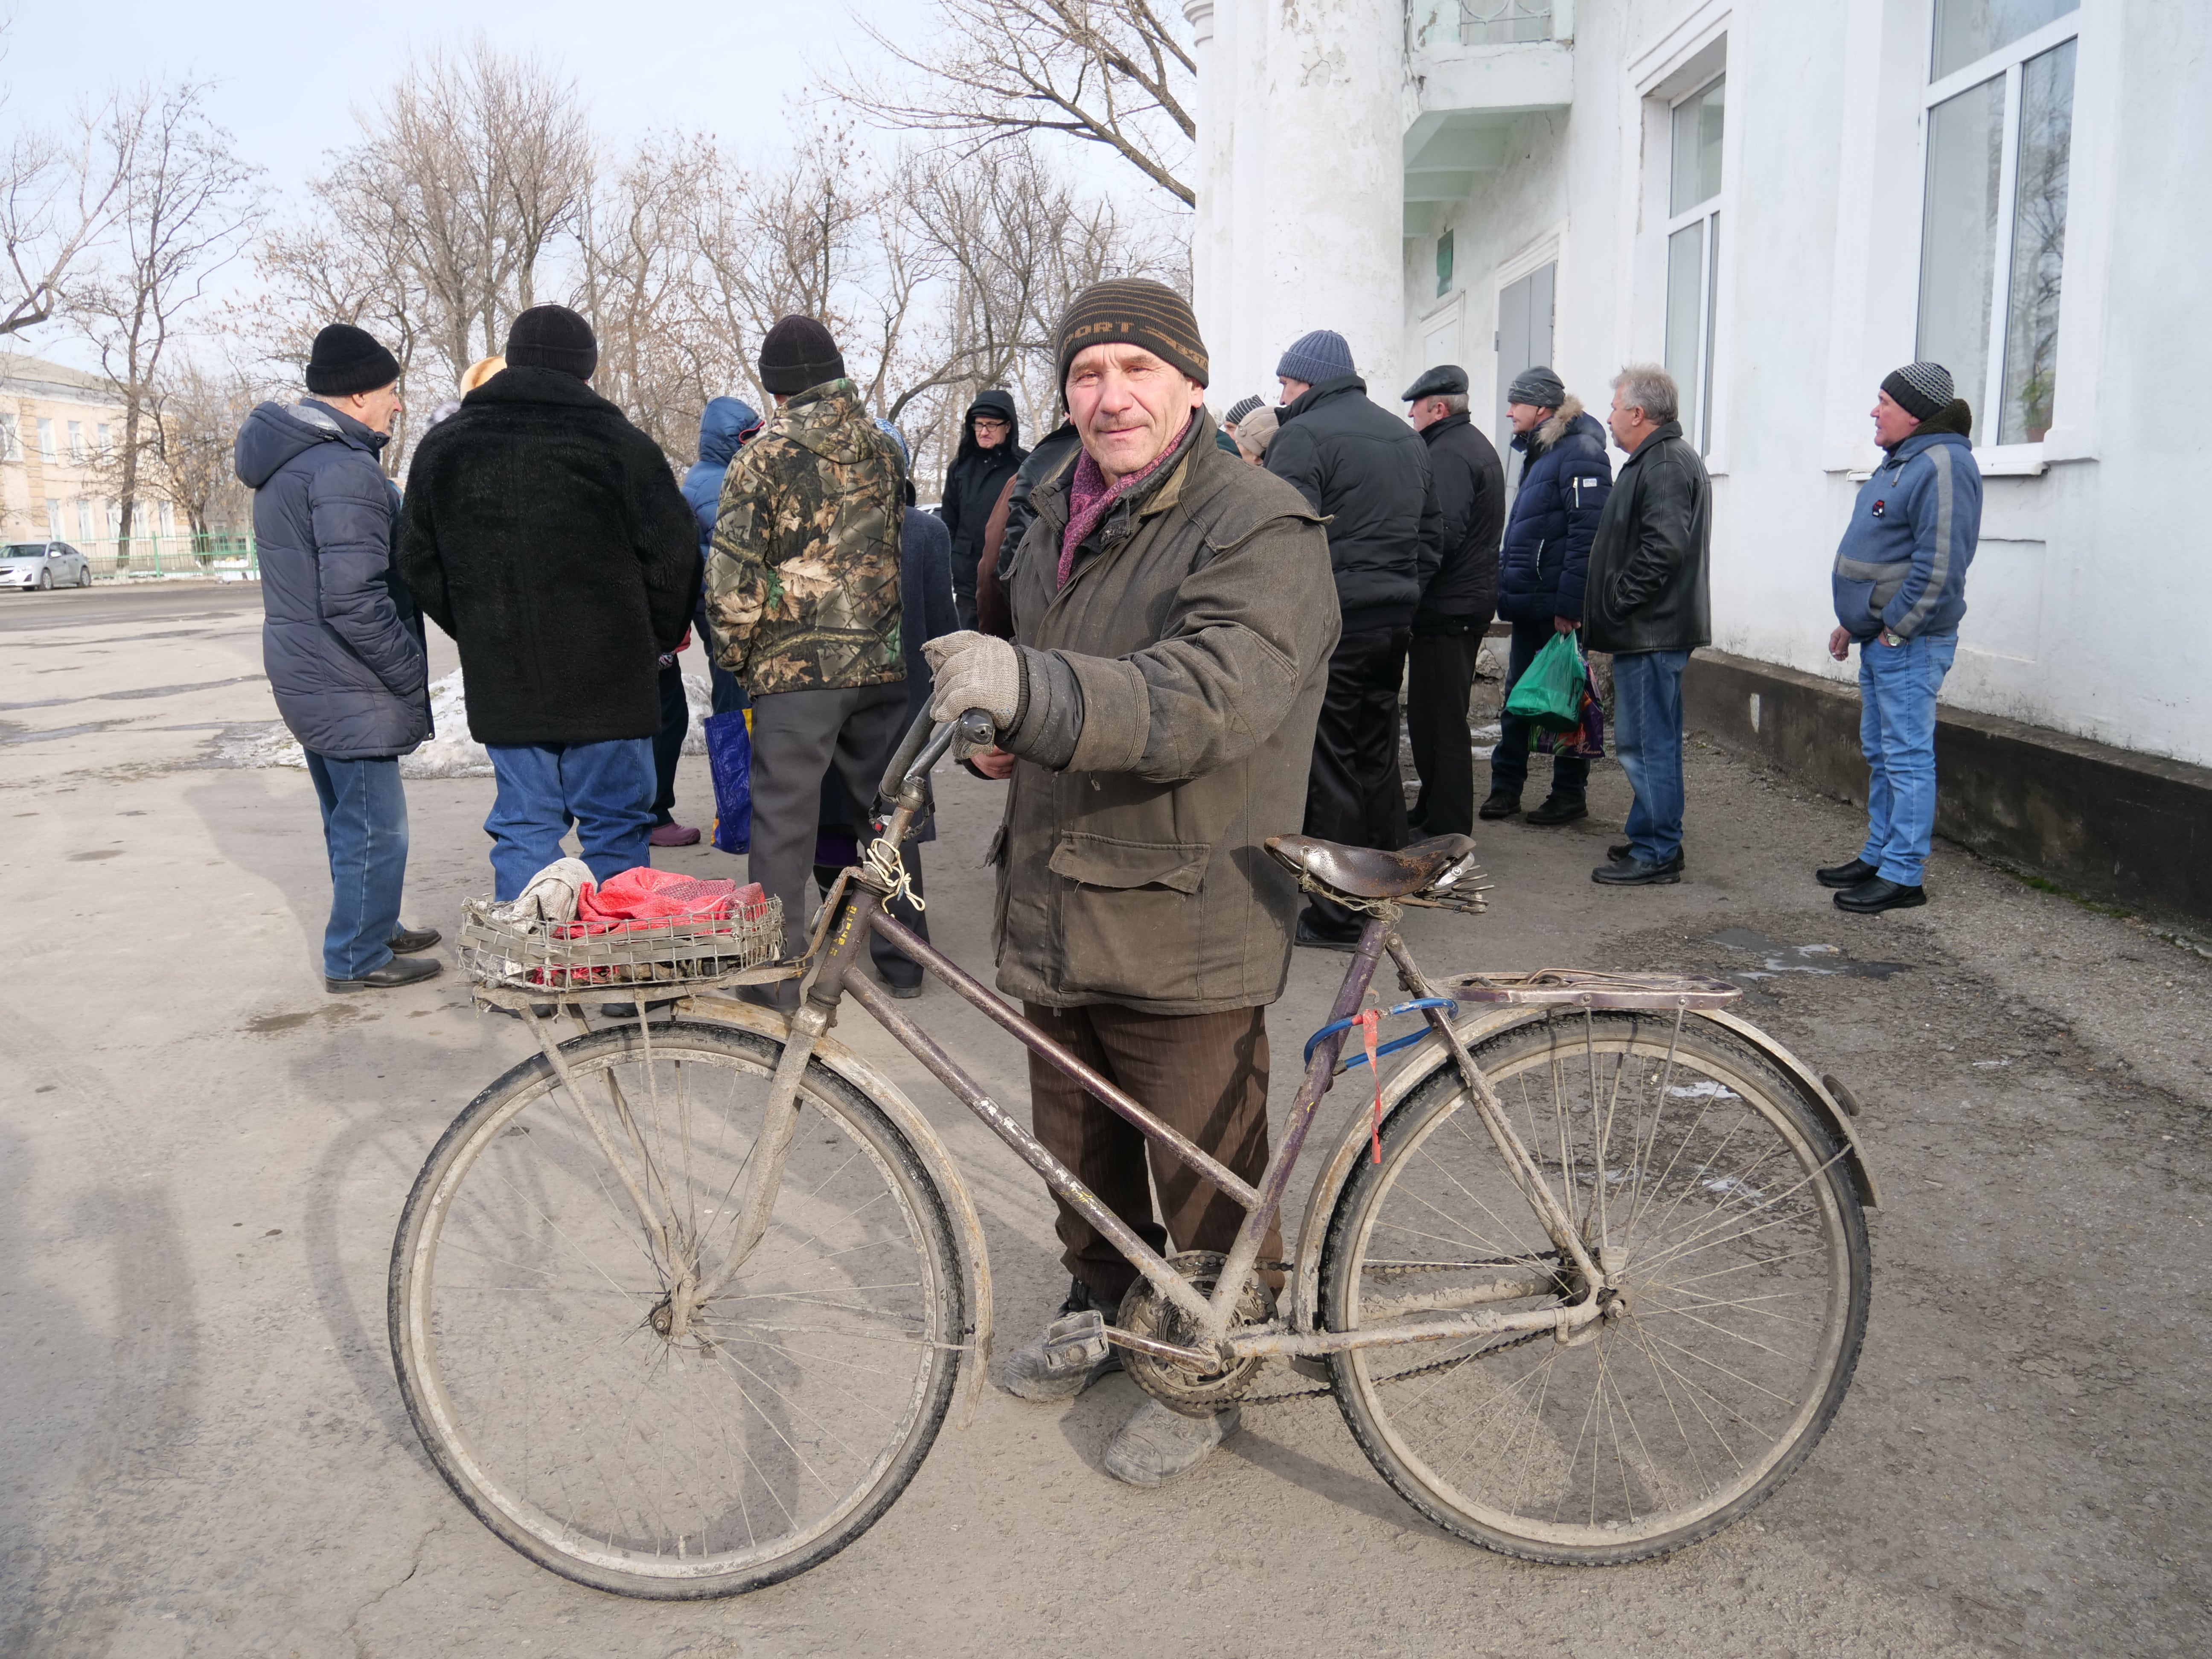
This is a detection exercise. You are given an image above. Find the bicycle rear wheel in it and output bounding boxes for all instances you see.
[1321,1011,1869,1564]
[390,1021,964,1598]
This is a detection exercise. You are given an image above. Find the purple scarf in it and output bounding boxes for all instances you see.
[1057,414,1196,590]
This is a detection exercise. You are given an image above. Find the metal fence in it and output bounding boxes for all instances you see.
[67,534,259,581]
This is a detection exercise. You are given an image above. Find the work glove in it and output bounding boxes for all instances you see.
[923,632,1022,755]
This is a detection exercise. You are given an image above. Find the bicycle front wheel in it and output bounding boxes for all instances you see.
[1321,1011,1869,1564]
[390,1021,964,1598]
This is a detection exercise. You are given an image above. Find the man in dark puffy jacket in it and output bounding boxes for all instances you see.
[1483,365,1612,824]
[681,396,761,716]
[939,387,1025,629]
[1585,364,1711,887]
[1265,328,1442,949]
[397,306,701,901]
[1400,364,1503,838]
[235,323,440,993]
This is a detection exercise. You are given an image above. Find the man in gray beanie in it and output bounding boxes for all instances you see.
[1266,329,1444,948]
[1819,362,1979,913]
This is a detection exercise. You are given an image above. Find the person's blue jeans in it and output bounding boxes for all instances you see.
[485,739,657,902]
[303,751,409,980]
[1612,649,1691,865]
[1858,629,1957,886]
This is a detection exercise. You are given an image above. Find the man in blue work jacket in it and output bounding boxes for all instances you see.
[1822,361,1981,915]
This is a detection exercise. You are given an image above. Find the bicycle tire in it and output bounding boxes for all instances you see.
[1320,1012,1870,1565]
[390,1020,964,1598]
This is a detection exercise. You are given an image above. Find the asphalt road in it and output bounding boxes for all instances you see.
[1,597,2206,1658]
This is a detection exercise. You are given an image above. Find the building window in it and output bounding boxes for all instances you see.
[1664,73,1725,453]
[1458,0,1552,46]
[76,498,93,539]
[45,498,61,537]
[105,500,122,538]
[36,418,56,464]
[67,420,85,463]
[96,422,112,458]
[1918,0,2078,446]
[159,501,175,536]
[0,413,17,460]
[1436,229,1455,299]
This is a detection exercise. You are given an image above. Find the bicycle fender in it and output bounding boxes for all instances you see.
[1689,1009,1881,1210]
[1287,1007,1548,1334]
[676,997,995,1430]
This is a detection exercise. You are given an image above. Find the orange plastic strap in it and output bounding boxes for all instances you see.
[1358,1008,1384,1164]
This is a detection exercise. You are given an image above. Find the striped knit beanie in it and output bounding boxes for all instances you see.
[1056,279,1209,389]
[1225,395,1265,426]
[1881,361,1955,421]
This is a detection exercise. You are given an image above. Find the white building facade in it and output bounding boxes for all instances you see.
[1185,0,2210,771]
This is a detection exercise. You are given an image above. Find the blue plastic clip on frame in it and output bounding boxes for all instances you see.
[1303,998,1457,1069]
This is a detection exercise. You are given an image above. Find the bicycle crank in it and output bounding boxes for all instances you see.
[1114,1251,1275,1418]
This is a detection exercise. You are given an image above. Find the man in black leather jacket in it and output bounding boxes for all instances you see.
[1583,364,1710,887]
[1265,329,1443,948]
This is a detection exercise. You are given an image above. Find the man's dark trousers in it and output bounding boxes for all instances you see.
[1303,625,1412,930]
[651,660,689,824]
[1406,626,1484,835]
[746,681,910,1008]
[303,751,409,980]
[1024,1002,1283,1308]
[1487,618,1590,806]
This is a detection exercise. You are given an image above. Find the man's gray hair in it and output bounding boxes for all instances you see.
[1429,391,1470,416]
[1611,363,1679,425]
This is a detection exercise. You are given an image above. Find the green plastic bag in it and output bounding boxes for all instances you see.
[1503,631,1588,733]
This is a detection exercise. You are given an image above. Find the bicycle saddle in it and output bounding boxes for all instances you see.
[1264,833,1476,900]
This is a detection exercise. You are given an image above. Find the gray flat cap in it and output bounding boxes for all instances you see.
[1401,364,1469,402]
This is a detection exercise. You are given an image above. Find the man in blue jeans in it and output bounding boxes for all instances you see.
[1822,362,1980,914]
[236,324,442,992]
[399,306,700,899]
[1581,365,1711,886]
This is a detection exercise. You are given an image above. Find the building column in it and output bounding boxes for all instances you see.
[1184,0,1231,386]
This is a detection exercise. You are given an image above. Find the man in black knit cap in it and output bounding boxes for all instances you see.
[398,304,700,900]
[237,323,442,991]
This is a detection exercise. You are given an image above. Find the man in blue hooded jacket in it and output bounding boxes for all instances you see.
[682,396,761,716]
[235,323,440,992]
[1821,361,1980,914]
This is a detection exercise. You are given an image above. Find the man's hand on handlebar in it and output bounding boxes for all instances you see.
[967,747,1016,780]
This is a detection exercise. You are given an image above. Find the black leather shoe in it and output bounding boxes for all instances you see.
[1295,914,1363,952]
[388,924,442,954]
[1834,876,1926,914]
[1525,794,1589,827]
[1607,843,1634,862]
[327,955,443,993]
[1592,852,1684,886]
[1477,790,1523,821]
[1815,858,1879,890]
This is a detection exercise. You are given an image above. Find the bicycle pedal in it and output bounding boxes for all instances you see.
[1039,1310,1110,1373]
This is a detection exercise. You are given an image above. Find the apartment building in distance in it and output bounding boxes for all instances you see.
[0,350,178,548]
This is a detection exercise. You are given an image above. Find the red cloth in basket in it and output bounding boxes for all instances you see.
[556,867,768,939]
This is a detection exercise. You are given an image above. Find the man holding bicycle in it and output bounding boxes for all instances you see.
[923,279,1339,1487]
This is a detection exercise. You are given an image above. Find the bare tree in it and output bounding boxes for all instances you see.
[140,351,264,540]
[2,101,128,340]
[322,37,590,388]
[838,0,1196,206]
[69,81,265,562]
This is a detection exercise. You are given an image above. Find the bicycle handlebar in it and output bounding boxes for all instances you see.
[879,705,998,808]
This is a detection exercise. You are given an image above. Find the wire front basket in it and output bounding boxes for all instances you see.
[459,895,789,1001]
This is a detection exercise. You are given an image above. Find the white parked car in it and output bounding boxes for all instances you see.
[0,541,93,590]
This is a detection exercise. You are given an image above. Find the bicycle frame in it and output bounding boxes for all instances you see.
[687,715,1626,1371]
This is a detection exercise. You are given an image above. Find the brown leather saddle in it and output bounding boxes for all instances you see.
[1264,832,1476,901]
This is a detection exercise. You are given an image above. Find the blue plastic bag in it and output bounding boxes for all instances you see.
[705,708,752,854]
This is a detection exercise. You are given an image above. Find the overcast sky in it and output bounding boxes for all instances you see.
[5,0,916,369]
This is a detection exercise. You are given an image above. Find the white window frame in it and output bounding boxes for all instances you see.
[1663,72,1726,455]
[36,417,56,465]
[0,413,18,461]
[1623,3,1738,473]
[66,419,85,464]
[1917,5,2083,470]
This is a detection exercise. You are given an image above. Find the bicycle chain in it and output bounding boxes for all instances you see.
[1226,1327,1551,1404]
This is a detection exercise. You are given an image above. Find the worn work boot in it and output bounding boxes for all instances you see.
[1834,876,1926,914]
[1477,789,1523,821]
[996,1278,1125,1403]
[1816,857,1880,889]
[1103,1399,1240,1487]
[1525,793,1588,826]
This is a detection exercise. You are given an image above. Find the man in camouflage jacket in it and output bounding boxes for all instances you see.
[705,315,909,992]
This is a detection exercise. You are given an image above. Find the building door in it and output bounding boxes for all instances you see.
[1495,261,1555,450]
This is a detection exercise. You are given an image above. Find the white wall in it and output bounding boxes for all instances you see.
[1377,0,2211,769]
